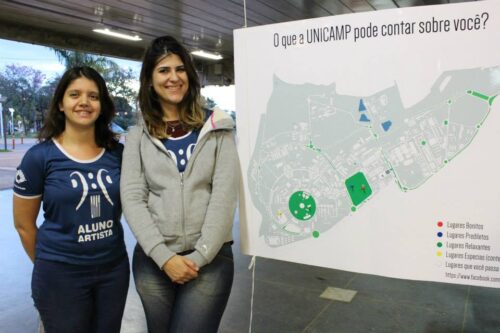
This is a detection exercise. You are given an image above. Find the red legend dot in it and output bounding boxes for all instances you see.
[437,221,443,227]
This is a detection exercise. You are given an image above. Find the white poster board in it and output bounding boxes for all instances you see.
[235,0,500,288]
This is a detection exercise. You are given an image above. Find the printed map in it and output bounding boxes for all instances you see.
[248,66,500,247]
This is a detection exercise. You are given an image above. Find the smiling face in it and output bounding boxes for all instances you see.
[59,77,101,130]
[152,53,189,113]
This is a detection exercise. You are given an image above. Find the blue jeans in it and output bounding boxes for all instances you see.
[32,255,130,333]
[133,243,234,333]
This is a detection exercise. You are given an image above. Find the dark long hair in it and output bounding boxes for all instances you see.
[38,66,119,149]
[138,36,204,139]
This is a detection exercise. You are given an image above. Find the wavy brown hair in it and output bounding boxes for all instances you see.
[138,36,204,139]
[38,66,119,149]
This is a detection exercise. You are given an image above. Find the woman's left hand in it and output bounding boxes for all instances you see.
[162,255,199,284]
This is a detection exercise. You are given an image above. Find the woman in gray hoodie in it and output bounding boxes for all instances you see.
[121,36,239,333]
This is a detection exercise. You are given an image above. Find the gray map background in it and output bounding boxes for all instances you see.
[248,66,500,247]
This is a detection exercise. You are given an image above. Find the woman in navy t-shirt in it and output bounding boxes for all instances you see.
[13,66,129,333]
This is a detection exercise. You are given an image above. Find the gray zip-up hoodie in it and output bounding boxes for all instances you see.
[120,108,240,269]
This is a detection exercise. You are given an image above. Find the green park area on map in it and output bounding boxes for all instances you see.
[345,172,372,207]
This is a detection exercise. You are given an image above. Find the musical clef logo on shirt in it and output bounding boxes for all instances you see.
[70,169,114,218]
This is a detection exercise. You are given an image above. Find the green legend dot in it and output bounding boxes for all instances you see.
[289,191,316,221]
[437,242,443,247]
[421,140,426,145]
[312,231,320,238]
[476,124,481,129]
[444,160,448,164]
[444,120,449,125]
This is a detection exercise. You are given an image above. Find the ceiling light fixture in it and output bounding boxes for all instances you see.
[93,28,142,41]
[191,50,223,60]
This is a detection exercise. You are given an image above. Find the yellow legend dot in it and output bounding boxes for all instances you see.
[437,251,443,257]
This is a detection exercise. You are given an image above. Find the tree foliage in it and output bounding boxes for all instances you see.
[0,64,48,134]
[113,96,136,130]
[53,49,114,73]
[205,97,217,109]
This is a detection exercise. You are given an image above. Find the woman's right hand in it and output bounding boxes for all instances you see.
[162,255,199,284]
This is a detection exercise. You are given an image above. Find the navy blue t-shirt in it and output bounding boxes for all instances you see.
[161,109,212,173]
[161,130,200,173]
[13,140,126,265]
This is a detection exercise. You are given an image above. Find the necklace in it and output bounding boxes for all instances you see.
[166,120,183,134]
[167,120,181,131]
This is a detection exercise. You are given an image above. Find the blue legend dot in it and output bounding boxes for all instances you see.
[437,232,443,237]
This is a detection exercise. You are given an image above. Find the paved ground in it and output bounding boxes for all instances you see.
[0,137,35,190]
[1,138,499,333]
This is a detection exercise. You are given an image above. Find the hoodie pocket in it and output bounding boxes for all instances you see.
[150,189,182,238]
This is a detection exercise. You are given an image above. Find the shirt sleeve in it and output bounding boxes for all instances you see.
[13,146,45,198]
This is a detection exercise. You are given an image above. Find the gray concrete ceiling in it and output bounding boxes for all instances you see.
[0,0,476,85]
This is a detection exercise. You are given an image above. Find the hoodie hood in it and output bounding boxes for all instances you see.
[198,106,235,140]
